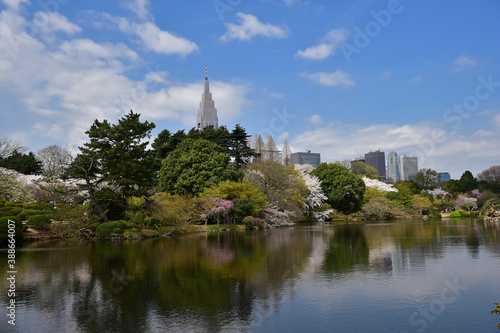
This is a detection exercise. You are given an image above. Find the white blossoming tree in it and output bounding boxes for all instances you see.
[361,176,397,193]
[295,164,332,221]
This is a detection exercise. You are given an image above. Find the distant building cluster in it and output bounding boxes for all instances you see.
[195,67,321,167]
[196,67,449,181]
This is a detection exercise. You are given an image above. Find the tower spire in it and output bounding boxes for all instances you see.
[197,65,218,130]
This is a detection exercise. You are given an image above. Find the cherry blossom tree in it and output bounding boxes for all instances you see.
[295,164,332,221]
[362,176,397,193]
[201,197,233,227]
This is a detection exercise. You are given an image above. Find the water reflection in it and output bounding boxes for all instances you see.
[1,219,500,332]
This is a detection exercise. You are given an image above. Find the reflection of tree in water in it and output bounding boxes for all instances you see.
[321,226,369,274]
[475,220,500,257]
[4,230,314,332]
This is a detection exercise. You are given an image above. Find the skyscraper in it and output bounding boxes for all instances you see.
[387,151,401,182]
[400,156,418,181]
[197,66,219,130]
[365,150,386,180]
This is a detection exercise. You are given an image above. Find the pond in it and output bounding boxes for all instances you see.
[1,219,500,332]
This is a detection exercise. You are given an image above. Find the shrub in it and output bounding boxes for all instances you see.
[28,214,51,231]
[243,216,255,230]
[0,207,22,218]
[0,216,23,242]
[17,209,46,221]
[4,201,22,208]
[450,211,462,218]
[144,217,162,228]
[481,197,500,212]
[456,209,469,217]
[95,220,134,237]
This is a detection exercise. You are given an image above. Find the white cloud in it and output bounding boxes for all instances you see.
[1,0,28,10]
[455,54,476,67]
[86,10,198,56]
[493,114,500,129]
[307,115,323,126]
[124,0,151,20]
[221,12,290,42]
[0,6,211,148]
[295,29,349,60]
[132,21,198,55]
[134,80,252,127]
[32,12,82,37]
[300,71,355,87]
[59,39,138,61]
[453,55,476,72]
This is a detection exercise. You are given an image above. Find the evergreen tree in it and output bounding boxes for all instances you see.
[228,124,257,169]
[0,150,42,175]
[73,110,156,221]
[459,170,478,193]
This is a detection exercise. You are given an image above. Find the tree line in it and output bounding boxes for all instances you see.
[1,110,500,237]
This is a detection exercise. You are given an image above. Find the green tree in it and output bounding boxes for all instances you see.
[228,124,257,169]
[414,168,440,189]
[73,110,156,221]
[459,170,478,193]
[394,180,422,194]
[443,179,461,194]
[151,192,203,233]
[244,161,307,217]
[310,163,366,214]
[492,302,500,329]
[157,138,236,195]
[350,161,378,179]
[0,150,42,175]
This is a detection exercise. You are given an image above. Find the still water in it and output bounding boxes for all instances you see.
[1,219,500,332]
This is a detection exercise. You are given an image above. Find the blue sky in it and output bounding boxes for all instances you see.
[0,0,499,179]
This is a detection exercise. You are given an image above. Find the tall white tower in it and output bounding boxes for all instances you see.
[197,65,219,130]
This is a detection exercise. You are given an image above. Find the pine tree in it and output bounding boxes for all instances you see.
[73,110,156,221]
[229,124,257,169]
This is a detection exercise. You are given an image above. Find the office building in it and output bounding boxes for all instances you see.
[292,151,321,168]
[365,150,386,180]
[400,156,418,181]
[438,172,451,182]
[387,151,401,182]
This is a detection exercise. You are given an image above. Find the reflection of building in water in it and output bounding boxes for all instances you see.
[368,242,428,274]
